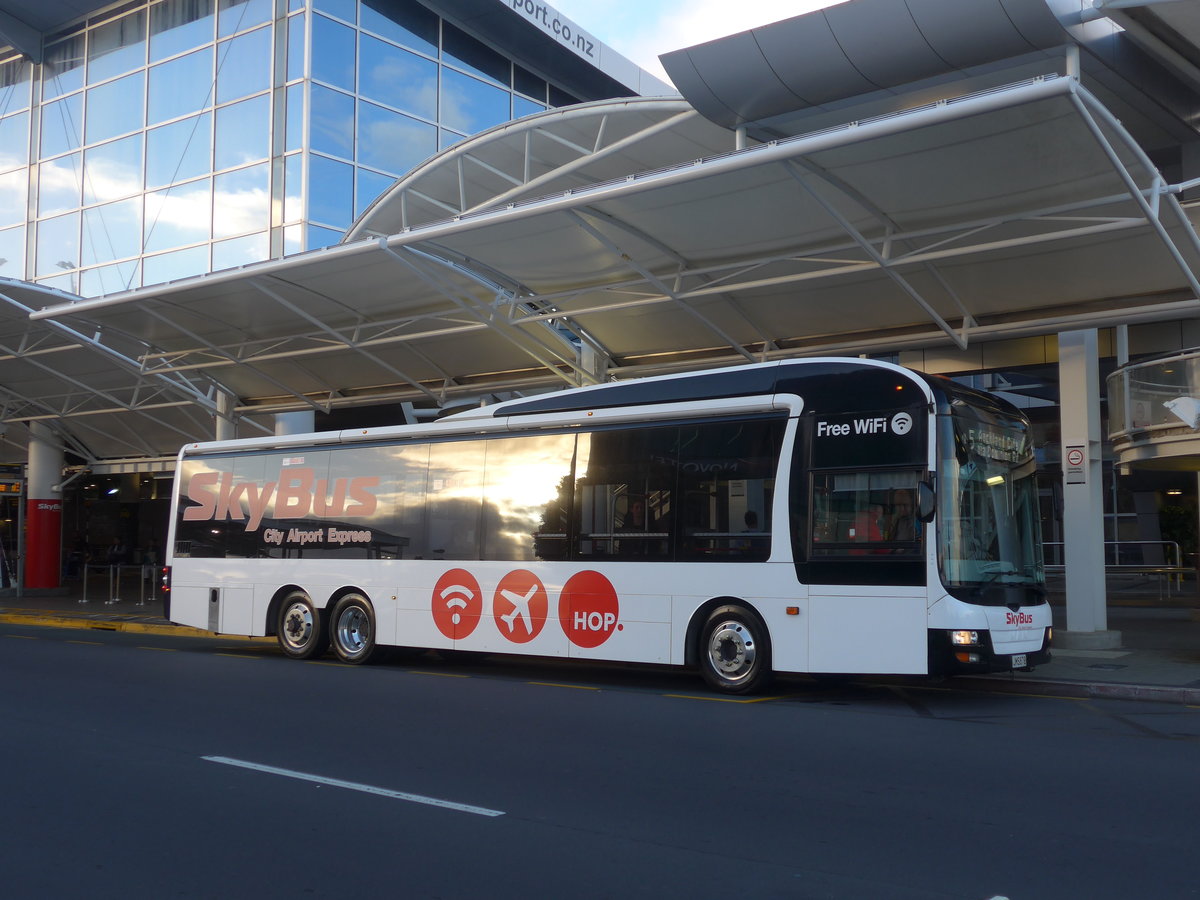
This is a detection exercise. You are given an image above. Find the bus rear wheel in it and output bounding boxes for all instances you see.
[277,592,328,659]
[330,594,378,664]
[700,605,771,694]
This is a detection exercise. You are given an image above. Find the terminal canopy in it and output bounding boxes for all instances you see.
[17,74,1200,463]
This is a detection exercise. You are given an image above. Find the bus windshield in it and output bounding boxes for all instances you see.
[936,397,1045,604]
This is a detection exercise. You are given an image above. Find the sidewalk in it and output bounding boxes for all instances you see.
[3,578,1200,704]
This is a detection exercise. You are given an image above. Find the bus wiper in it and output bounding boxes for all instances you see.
[974,562,1019,594]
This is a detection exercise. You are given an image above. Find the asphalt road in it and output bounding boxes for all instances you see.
[2,622,1198,900]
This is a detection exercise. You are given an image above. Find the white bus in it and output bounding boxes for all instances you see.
[165,358,1051,693]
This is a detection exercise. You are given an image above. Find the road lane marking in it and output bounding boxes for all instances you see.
[138,645,177,652]
[4,634,38,640]
[216,652,261,659]
[409,670,471,678]
[665,693,782,704]
[528,681,599,690]
[67,640,104,645]
[202,756,505,817]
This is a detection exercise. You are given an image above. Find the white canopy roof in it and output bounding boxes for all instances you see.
[12,73,1200,465]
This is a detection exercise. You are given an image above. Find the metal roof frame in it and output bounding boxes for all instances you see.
[10,73,1200,464]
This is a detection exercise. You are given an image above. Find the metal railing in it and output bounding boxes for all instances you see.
[79,563,155,606]
[1042,539,1183,569]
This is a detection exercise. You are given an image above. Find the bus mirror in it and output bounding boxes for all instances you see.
[917,481,935,522]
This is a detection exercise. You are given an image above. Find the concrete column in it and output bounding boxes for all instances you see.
[215,392,236,442]
[274,411,314,436]
[25,422,63,590]
[1058,329,1120,648]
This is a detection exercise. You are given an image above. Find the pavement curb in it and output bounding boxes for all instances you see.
[0,611,256,640]
[959,674,1200,706]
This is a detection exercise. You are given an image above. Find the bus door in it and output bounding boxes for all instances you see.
[797,404,932,673]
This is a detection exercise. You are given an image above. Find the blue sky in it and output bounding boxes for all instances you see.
[546,1,845,82]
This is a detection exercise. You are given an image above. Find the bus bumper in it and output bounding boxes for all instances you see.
[930,627,1053,675]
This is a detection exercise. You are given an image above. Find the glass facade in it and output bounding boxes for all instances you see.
[0,0,586,296]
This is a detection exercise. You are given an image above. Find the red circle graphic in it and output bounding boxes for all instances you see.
[431,568,482,640]
[559,570,620,648]
[492,570,548,643]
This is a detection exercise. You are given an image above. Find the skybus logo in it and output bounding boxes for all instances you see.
[182,468,380,531]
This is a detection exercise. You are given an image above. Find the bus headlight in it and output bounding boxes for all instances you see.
[950,630,979,646]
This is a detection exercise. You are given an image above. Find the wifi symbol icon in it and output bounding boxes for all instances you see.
[432,569,482,640]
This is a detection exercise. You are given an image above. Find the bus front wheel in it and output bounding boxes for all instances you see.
[277,592,328,659]
[700,605,771,694]
[330,594,378,664]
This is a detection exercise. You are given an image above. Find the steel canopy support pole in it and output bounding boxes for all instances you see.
[1058,329,1120,649]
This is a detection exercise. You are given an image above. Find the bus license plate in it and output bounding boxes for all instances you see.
[1012,654,1027,669]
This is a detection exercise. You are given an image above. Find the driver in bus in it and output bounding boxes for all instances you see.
[884,488,917,544]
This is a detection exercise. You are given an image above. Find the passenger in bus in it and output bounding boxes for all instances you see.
[618,496,661,556]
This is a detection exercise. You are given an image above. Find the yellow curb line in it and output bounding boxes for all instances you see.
[0,612,266,642]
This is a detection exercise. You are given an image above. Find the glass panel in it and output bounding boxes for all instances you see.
[359,36,437,120]
[427,441,484,559]
[213,162,268,238]
[84,134,143,204]
[80,259,140,296]
[284,222,303,253]
[575,427,675,561]
[290,0,305,11]
[360,0,437,57]
[355,167,393,218]
[0,226,25,277]
[811,472,918,556]
[38,153,82,216]
[0,113,28,172]
[36,272,77,293]
[215,94,269,169]
[150,0,215,62]
[218,0,273,38]
[313,0,357,24]
[310,84,354,159]
[513,65,545,103]
[82,197,142,266]
[0,170,25,227]
[305,222,342,250]
[144,177,211,252]
[440,69,509,135]
[43,35,85,100]
[442,24,509,86]
[307,153,352,228]
[36,211,80,276]
[482,434,577,561]
[148,48,214,124]
[311,15,356,91]
[285,83,304,152]
[357,101,435,174]
[549,86,580,108]
[86,71,145,144]
[216,27,271,105]
[287,13,306,82]
[212,230,268,270]
[0,58,33,113]
[675,419,781,562]
[41,94,84,158]
[440,129,465,151]
[143,244,210,284]
[88,11,147,83]
[146,113,212,188]
[284,153,303,221]
[513,96,544,119]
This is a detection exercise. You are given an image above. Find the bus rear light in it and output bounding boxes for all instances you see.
[950,630,979,646]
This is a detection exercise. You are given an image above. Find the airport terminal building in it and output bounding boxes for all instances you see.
[3,0,1200,648]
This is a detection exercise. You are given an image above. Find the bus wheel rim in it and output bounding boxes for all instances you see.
[338,606,369,654]
[707,621,755,679]
[282,601,313,649]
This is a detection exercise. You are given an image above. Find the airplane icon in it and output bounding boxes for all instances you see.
[499,583,538,635]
